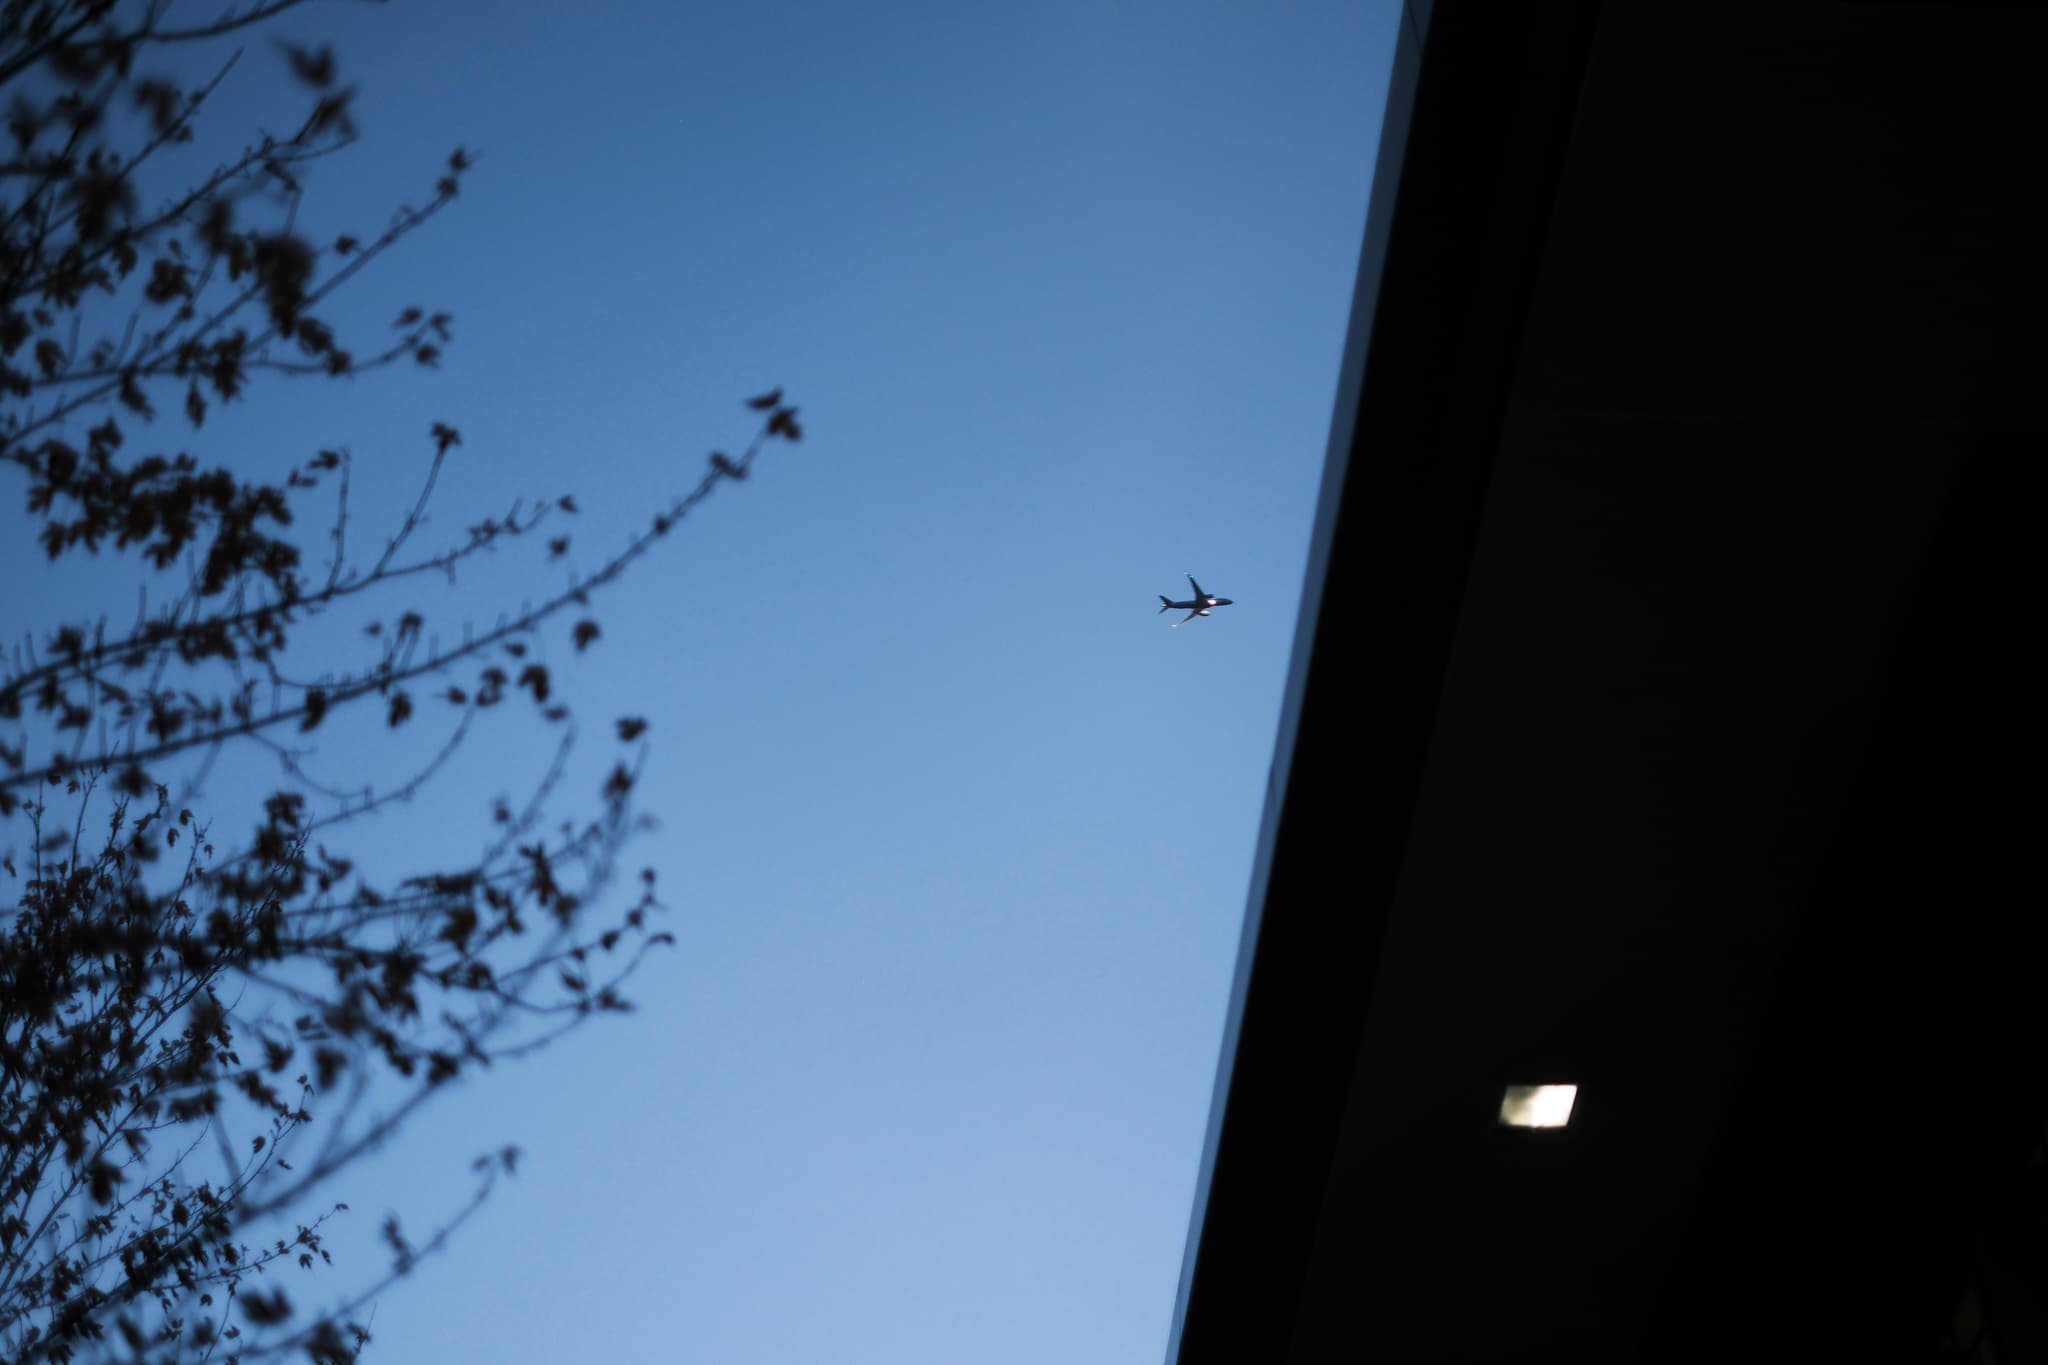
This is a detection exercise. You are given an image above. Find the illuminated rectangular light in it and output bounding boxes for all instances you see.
[1498,1084,1577,1129]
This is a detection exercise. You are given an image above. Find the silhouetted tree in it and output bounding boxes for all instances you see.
[0,4,802,1360]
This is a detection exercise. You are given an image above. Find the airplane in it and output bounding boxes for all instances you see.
[1159,574,1234,627]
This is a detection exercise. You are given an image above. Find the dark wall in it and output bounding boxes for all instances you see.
[1177,4,2048,1362]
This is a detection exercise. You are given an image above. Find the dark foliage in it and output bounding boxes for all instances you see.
[0,4,803,1360]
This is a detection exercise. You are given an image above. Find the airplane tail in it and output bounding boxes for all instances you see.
[1158,596,1172,613]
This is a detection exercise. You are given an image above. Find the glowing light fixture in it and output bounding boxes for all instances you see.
[1498,1084,1577,1129]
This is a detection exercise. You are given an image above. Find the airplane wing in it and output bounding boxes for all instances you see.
[1187,575,1206,600]
[1174,608,1204,627]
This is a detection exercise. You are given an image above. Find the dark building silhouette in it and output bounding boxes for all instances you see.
[1167,4,2048,1362]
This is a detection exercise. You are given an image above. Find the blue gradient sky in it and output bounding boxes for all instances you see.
[2,2,1393,1359]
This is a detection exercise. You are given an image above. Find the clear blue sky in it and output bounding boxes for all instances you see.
[2,1,1393,1359]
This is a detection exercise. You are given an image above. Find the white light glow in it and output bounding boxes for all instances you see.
[1498,1084,1577,1129]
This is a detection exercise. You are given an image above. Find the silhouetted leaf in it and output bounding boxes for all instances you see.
[307,86,357,138]
[240,1288,290,1325]
[130,78,181,134]
[573,620,600,652]
[277,42,338,87]
[146,257,191,303]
